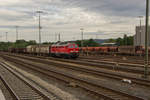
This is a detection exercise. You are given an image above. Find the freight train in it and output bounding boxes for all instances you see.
[8,43,147,57]
[9,42,79,58]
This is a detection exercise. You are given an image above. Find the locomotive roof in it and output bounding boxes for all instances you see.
[52,42,76,46]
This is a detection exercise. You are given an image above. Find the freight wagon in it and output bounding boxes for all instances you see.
[81,46,118,55]
[80,46,146,56]
[118,46,135,55]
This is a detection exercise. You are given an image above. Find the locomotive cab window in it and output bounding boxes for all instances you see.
[75,45,78,48]
[69,45,74,48]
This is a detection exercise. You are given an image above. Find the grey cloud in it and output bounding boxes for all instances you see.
[61,0,146,17]
[0,0,142,42]
[0,0,146,22]
[0,25,35,29]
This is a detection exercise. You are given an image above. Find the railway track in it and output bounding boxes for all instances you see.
[2,55,150,86]
[78,58,145,68]
[0,76,15,100]
[0,60,59,100]
[79,55,150,65]
[1,54,149,100]
[1,52,148,68]
[4,53,150,86]
[20,53,148,74]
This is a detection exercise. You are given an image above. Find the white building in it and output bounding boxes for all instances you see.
[134,26,150,46]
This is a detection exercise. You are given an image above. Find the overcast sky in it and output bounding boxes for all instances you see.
[0,0,147,42]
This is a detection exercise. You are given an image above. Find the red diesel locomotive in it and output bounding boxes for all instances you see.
[51,43,79,58]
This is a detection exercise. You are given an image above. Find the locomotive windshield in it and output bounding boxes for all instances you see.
[68,44,78,48]
[75,45,78,48]
[69,45,74,48]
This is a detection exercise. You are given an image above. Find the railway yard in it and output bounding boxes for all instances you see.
[0,52,149,100]
[1,0,150,100]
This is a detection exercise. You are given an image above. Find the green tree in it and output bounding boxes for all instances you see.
[127,36,133,45]
[0,39,37,51]
[28,40,36,45]
[123,34,128,45]
[75,39,99,47]
[116,34,133,46]
[105,38,116,43]
[116,38,123,46]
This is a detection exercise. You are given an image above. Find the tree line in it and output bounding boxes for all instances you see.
[106,34,134,46]
[0,35,134,51]
[0,40,36,51]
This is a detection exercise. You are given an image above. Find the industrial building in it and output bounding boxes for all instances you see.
[134,26,150,46]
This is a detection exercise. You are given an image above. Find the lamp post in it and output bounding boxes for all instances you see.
[16,26,19,41]
[36,11,43,54]
[80,28,84,47]
[80,28,84,55]
[55,33,57,42]
[36,11,43,44]
[144,0,149,78]
[58,33,61,42]
[0,36,2,42]
[138,16,143,45]
[6,32,8,42]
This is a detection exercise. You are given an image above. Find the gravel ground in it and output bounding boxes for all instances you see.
[3,55,150,100]
[0,78,12,100]
[7,61,101,100]
[40,63,150,100]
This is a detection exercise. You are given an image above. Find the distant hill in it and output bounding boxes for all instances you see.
[94,39,108,44]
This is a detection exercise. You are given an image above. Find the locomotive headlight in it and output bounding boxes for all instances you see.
[70,50,76,53]
[70,50,79,53]
[70,51,74,53]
